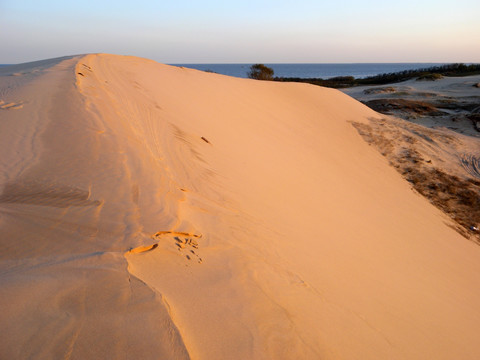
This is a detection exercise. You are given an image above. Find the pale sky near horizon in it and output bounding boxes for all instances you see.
[1,0,479,64]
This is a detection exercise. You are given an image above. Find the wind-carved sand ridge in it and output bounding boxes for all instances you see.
[461,153,480,179]
[1,54,480,360]
[0,180,101,208]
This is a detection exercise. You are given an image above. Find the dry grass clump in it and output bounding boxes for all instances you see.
[363,87,396,95]
[362,99,447,117]
[405,167,480,232]
[416,73,444,81]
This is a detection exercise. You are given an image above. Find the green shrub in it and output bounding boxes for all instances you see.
[247,64,274,80]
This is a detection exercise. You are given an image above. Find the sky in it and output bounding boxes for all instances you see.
[1,0,479,64]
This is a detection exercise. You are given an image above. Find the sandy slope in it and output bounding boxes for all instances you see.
[1,54,480,359]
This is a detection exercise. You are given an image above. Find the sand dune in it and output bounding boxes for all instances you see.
[1,54,480,359]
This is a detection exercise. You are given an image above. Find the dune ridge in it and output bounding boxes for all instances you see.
[1,54,480,359]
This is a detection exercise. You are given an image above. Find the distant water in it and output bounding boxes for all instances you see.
[171,63,447,79]
[1,63,450,79]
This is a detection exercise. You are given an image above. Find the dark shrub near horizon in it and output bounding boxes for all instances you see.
[248,64,274,80]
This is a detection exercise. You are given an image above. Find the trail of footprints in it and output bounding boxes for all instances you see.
[0,99,23,110]
[153,231,203,264]
[77,63,93,77]
[173,236,202,263]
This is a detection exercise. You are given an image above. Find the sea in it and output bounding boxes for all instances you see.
[171,63,447,79]
[1,63,448,79]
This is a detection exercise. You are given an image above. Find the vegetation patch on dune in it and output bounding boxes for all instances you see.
[352,118,480,242]
[416,73,444,81]
[363,99,447,116]
[363,87,396,95]
[362,99,448,117]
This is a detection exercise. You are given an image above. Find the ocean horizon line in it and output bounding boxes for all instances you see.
[3,61,476,80]
[168,62,459,79]
[171,61,453,65]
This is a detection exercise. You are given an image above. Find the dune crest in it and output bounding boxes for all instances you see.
[1,54,480,359]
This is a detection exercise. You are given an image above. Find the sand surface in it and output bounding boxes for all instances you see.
[1,54,480,359]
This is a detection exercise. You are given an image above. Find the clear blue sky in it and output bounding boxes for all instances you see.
[1,0,479,64]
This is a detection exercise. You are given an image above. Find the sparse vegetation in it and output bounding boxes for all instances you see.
[363,87,396,95]
[411,168,480,234]
[362,99,447,117]
[416,73,443,81]
[352,119,480,242]
[274,63,480,88]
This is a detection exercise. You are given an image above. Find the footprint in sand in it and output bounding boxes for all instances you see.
[0,100,24,110]
[153,231,204,263]
[128,231,204,263]
[128,243,158,254]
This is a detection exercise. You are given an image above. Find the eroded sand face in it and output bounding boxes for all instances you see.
[342,75,480,136]
[1,54,480,359]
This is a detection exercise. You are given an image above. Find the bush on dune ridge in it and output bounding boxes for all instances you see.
[247,64,274,80]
